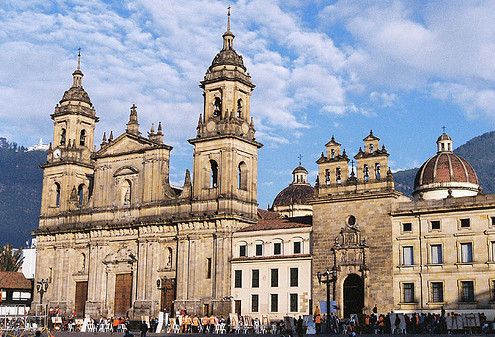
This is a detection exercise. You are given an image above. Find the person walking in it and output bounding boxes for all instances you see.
[296,316,304,337]
[315,314,321,334]
[140,320,148,337]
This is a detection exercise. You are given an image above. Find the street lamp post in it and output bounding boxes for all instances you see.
[317,269,337,333]
[36,279,49,322]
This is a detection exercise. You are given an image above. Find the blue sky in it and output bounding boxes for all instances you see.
[1,1,495,208]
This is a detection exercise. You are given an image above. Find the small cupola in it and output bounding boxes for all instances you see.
[436,132,453,153]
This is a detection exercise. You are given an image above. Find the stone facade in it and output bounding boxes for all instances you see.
[392,195,495,314]
[34,16,261,319]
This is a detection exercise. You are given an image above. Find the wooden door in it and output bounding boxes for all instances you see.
[235,300,241,315]
[74,281,88,317]
[114,273,132,316]
[159,278,175,312]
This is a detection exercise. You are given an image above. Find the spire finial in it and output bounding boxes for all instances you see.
[442,126,446,134]
[227,5,231,31]
[77,48,81,70]
[298,154,303,166]
[126,104,140,135]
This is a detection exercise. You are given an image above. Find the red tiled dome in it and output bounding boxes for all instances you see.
[414,152,478,189]
[273,184,314,207]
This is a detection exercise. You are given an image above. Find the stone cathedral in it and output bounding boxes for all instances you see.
[35,14,261,318]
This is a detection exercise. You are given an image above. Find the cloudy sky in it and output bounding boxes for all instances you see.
[2,0,495,207]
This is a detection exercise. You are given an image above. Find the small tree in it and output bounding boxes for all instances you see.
[0,243,24,272]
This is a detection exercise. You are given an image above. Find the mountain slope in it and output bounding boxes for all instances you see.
[0,147,45,247]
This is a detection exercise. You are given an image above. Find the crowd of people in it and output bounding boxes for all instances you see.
[3,305,493,335]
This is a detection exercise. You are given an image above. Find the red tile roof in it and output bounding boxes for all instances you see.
[0,272,32,290]
[239,215,312,232]
[257,208,281,220]
[232,254,312,262]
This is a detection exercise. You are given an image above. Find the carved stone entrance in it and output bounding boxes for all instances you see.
[343,274,364,317]
[331,222,369,317]
[114,273,132,316]
[75,281,88,317]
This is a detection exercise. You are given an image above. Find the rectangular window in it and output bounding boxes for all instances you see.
[460,218,471,228]
[234,270,242,288]
[256,244,263,256]
[207,258,212,279]
[252,269,259,288]
[402,222,412,232]
[491,241,495,262]
[430,244,443,264]
[460,243,473,263]
[293,241,301,254]
[402,246,414,265]
[251,294,259,312]
[271,294,278,312]
[239,245,246,257]
[290,268,298,287]
[289,293,298,312]
[431,220,441,230]
[491,217,495,227]
[403,283,415,303]
[274,242,282,255]
[460,281,475,302]
[271,268,278,287]
[431,282,444,303]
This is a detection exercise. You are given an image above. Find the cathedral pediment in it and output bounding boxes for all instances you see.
[95,133,171,158]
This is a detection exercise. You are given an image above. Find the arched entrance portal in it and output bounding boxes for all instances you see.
[343,273,364,318]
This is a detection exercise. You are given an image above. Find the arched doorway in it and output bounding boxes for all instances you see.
[343,274,364,317]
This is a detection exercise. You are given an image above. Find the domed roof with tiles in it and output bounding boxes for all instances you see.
[273,164,313,207]
[413,133,480,199]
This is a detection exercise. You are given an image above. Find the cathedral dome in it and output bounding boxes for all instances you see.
[273,183,314,208]
[413,133,480,200]
[272,164,313,217]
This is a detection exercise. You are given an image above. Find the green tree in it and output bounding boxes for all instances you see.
[0,243,24,272]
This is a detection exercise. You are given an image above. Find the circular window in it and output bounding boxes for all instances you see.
[347,215,356,226]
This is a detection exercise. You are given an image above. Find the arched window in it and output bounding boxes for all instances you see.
[123,179,132,205]
[60,129,66,146]
[336,167,342,184]
[370,144,374,153]
[364,164,370,181]
[375,163,381,180]
[167,247,173,268]
[210,160,218,188]
[237,99,243,118]
[238,161,247,190]
[77,184,84,205]
[325,169,331,185]
[213,97,222,117]
[55,183,61,207]
[331,149,335,159]
[80,130,86,146]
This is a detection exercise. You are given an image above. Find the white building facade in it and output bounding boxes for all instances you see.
[231,213,312,320]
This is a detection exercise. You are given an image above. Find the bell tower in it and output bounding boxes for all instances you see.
[189,9,262,220]
[40,52,98,217]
